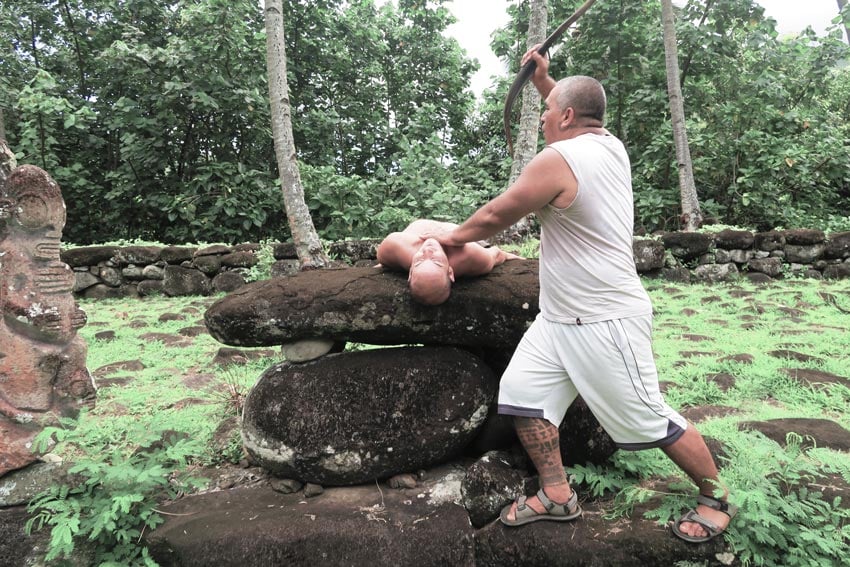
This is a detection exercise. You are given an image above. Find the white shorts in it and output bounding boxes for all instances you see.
[497,314,687,449]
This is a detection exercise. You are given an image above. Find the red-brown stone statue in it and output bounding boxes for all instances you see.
[0,164,96,477]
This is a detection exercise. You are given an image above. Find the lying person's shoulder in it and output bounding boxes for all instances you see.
[406,219,457,232]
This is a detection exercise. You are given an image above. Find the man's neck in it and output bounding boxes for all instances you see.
[563,124,607,139]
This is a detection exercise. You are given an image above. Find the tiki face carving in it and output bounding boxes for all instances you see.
[4,173,66,261]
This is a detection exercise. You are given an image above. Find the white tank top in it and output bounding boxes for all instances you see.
[537,134,652,324]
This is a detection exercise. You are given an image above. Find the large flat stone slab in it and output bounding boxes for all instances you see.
[146,467,476,567]
[144,467,732,567]
[204,263,539,348]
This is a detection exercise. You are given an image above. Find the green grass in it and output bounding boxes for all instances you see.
[596,278,850,566]
[77,295,270,461]
[27,277,850,565]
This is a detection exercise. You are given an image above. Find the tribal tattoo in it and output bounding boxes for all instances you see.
[515,416,568,487]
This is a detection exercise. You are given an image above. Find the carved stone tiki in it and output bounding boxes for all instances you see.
[0,164,96,477]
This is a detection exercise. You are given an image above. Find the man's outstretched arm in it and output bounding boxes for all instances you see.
[427,150,569,247]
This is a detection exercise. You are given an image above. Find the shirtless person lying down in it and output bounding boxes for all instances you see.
[376,219,521,306]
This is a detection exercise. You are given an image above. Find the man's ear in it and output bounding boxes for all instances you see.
[448,266,455,282]
[560,106,573,130]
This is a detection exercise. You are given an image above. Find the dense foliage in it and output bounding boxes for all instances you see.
[1,0,849,243]
[2,0,481,243]
[491,0,850,232]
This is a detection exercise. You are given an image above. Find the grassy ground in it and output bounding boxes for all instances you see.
[29,277,850,565]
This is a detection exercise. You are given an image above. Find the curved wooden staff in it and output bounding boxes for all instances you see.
[504,0,599,156]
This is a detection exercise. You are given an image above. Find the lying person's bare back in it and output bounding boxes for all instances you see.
[376,219,521,305]
[377,219,519,276]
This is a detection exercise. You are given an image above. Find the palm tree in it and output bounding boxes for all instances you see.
[264,0,329,268]
[498,0,548,243]
[837,0,850,45]
[1,109,16,190]
[661,0,702,231]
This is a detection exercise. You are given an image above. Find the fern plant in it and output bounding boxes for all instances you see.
[634,431,850,567]
[26,415,207,565]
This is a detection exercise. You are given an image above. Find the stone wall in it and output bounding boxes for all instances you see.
[650,228,850,283]
[63,228,850,298]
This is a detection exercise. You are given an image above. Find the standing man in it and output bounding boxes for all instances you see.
[421,47,736,542]
[377,219,520,305]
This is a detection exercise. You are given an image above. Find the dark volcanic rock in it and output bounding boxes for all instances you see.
[191,253,221,275]
[754,230,785,251]
[739,418,850,452]
[466,396,615,470]
[160,246,196,264]
[714,229,754,250]
[220,251,256,268]
[162,265,211,296]
[145,469,475,567]
[824,263,850,280]
[559,397,617,466]
[211,271,246,293]
[0,506,53,567]
[328,239,380,261]
[462,451,526,528]
[747,257,783,277]
[273,241,297,259]
[242,347,496,485]
[824,231,850,259]
[205,263,539,348]
[142,466,731,567]
[662,267,691,283]
[60,245,118,267]
[783,228,825,246]
[138,280,165,296]
[661,232,713,260]
[633,238,665,272]
[115,245,162,265]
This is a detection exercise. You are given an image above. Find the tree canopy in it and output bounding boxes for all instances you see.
[492,0,850,232]
[1,0,848,244]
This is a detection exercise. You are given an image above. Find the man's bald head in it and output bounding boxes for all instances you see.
[554,76,606,127]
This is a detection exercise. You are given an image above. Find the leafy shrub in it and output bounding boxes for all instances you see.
[243,238,277,282]
[26,416,207,565]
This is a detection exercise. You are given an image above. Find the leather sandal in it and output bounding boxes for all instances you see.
[499,488,582,526]
[672,494,738,543]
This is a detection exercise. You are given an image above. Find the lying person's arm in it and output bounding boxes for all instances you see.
[451,243,523,277]
[375,232,411,270]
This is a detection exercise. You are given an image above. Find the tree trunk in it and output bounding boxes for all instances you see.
[0,110,15,191]
[264,0,329,269]
[838,0,850,46]
[510,0,548,183]
[661,0,702,232]
[497,0,548,244]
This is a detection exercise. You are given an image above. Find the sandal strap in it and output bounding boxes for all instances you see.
[536,489,555,511]
[515,495,529,511]
[697,494,739,518]
[536,488,577,515]
[678,509,721,536]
